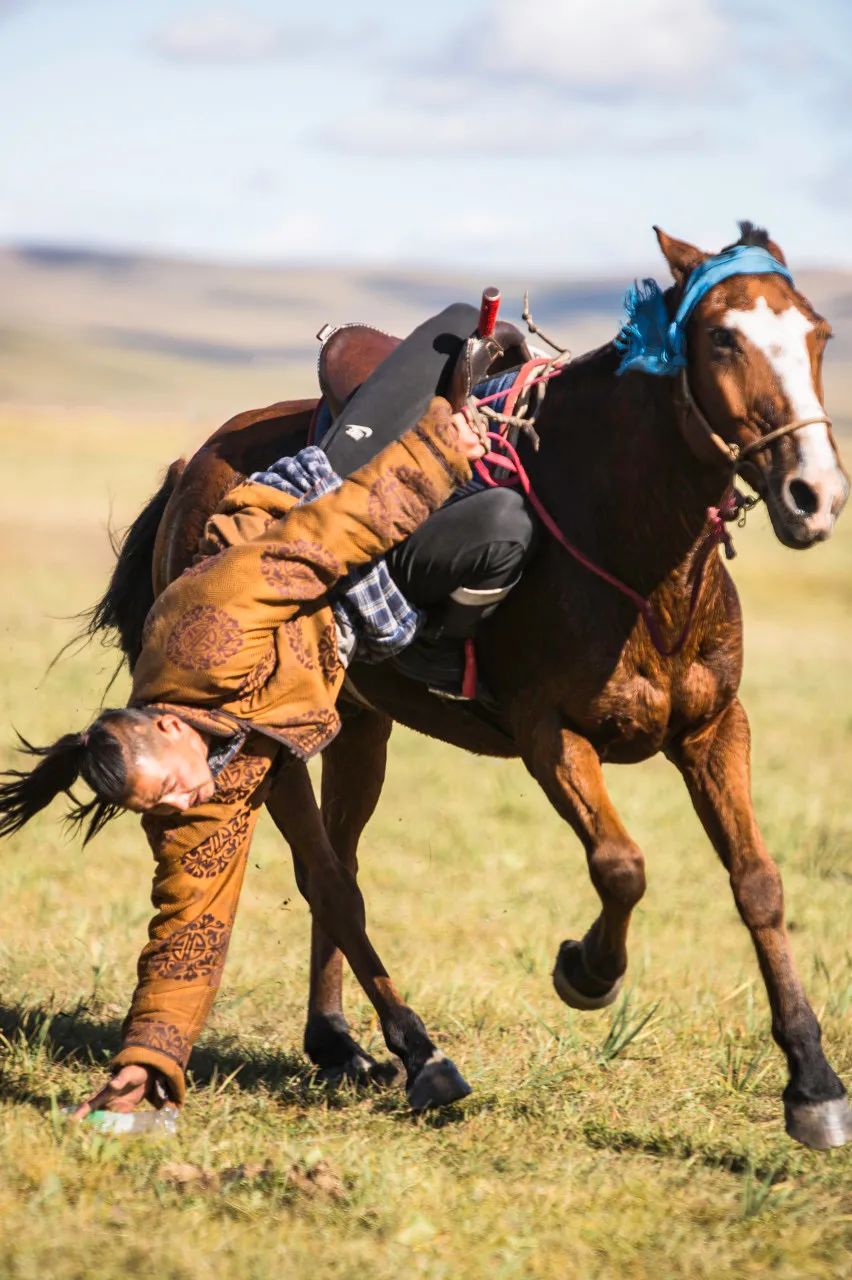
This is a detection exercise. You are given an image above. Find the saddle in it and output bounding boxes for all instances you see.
[314,304,536,710]
[316,318,533,417]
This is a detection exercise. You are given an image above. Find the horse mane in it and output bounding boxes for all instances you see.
[733,220,770,249]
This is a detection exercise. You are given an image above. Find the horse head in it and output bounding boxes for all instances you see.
[655,222,849,548]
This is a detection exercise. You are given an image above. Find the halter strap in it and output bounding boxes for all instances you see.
[675,369,833,470]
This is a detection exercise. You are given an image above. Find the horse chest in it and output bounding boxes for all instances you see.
[582,669,671,761]
[575,651,727,763]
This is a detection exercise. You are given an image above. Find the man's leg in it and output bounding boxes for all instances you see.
[387,486,538,634]
[386,486,537,696]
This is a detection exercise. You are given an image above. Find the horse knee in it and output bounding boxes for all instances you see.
[588,840,646,908]
[732,858,783,931]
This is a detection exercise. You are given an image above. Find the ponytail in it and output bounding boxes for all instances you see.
[0,708,148,844]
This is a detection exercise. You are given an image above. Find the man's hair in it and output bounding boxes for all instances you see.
[0,706,160,844]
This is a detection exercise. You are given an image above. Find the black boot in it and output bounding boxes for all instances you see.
[393,581,519,700]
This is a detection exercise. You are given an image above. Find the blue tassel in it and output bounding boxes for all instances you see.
[615,278,685,377]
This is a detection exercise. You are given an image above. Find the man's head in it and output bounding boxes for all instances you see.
[97,709,215,815]
[0,707,215,843]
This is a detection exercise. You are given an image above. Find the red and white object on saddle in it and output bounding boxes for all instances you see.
[477,287,501,338]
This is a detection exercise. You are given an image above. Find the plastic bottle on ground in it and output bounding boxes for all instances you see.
[60,1105,179,1135]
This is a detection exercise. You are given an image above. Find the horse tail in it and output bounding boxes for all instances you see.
[83,458,185,669]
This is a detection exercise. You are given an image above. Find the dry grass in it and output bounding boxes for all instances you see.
[1,404,850,1280]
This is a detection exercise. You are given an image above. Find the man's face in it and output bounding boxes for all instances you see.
[122,715,215,815]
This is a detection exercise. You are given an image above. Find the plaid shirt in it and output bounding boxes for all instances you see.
[251,447,423,664]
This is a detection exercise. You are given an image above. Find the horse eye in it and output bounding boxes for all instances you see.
[710,327,737,351]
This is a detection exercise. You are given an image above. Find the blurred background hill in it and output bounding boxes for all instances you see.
[2,243,852,434]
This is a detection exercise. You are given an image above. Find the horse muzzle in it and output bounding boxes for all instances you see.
[764,456,850,548]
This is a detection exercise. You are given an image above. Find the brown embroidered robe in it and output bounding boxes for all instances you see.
[131,398,468,756]
[111,399,470,1101]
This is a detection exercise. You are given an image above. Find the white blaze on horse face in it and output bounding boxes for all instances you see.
[721,296,834,476]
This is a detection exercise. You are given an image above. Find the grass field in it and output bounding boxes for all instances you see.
[1,401,851,1280]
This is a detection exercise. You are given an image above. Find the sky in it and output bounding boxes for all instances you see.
[0,0,849,274]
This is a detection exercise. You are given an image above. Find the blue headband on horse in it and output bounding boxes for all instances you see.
[615,244,793,378]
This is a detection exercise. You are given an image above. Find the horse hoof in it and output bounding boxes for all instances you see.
[785,1096,852,1149]
[316,1052,401,1090]
[552,939,623,1011]
[407,1054,472,1113]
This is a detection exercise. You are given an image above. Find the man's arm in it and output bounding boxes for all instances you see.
[257,398,477,568]
[132,399,481,708]
[215,399,478,607]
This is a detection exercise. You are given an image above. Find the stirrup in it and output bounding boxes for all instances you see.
[428,639,478,701]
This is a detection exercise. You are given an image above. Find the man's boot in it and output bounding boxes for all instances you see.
[393,580,519,700]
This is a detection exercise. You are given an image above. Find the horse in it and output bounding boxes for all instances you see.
[89,224,851,1146]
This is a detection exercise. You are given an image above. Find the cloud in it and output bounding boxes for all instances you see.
[818,153,852,210]
[150,6,370,64]
[150,8,289,61]
[317,102,709,160]
[315,0,730,160]
[468,0,727,96]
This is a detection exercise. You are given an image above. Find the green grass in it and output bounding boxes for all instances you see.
[1,406,851,1279]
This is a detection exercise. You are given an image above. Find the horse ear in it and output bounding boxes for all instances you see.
[653,226,707,287]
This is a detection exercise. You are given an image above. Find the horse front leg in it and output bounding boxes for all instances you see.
[670,697,851,1149]
[265,741,470,1111]
[310,708,396,1084]
[523,716,646,1009]
[264,752,383,1083]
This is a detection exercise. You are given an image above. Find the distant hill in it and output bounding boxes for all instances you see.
[1,243,851,429]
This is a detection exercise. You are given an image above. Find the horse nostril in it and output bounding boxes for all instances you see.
[788,479,820,517]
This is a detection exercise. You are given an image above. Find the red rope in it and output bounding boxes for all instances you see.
[474,362,566,410]
[470,422,732,659]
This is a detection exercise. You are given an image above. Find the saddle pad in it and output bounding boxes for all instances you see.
[307,397,334,448]
[471,368,521,414]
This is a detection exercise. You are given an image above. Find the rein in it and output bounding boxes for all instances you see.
[467,358,743,659]
[470,419,738,658]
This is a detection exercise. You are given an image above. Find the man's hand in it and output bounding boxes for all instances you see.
[70,1063,154,1119]
[450,409,488,461]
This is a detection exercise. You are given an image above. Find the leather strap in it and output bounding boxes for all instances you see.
[675,369,832,472]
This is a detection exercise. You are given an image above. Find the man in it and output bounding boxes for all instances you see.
[0,398,486,1114]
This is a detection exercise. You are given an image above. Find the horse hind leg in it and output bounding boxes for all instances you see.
[263,751,382,1083]
[523,717,646,1010]
[319,708,472,1110]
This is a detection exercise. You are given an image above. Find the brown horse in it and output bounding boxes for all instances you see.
[91,225,851,1146]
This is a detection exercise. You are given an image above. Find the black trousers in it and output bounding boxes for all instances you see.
[321,306,537,616]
